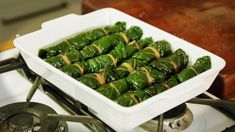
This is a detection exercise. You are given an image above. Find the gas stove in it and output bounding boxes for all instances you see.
[0,48,234,132]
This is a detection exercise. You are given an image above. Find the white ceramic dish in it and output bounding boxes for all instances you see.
[14,8,225,131]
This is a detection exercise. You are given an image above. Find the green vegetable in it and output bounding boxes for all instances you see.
[116,56,211,107]
[177,56,211,82]
[80,26,143,60]
[126,66,166,90]
[61,61,87,78]
[78,38,153,89]
[126,49,188,90]
[117,77,178,107]
[39,21,126,58]
[144,77,178,96]
[46,50,82,68]
[93,49,188,100]
[110,37,153,62]
[149,48,188,75]
[61,37,151,79]
[116,40,172,79]
[116,90,150,107]
[96,79,129,100]
[79,66,117,89]
[86,37,153,73]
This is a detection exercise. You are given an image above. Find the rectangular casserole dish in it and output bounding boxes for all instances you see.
[14,8,225,131]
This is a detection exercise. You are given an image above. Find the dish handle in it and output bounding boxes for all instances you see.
[41,14,80,29]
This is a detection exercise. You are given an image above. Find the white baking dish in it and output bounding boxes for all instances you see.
[14,8,225,131]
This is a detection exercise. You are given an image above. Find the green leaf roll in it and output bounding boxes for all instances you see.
[46,50,82,68]
[126,49,188,90]
[61,61,87,78]
[97,48,187,100]
[79,66,118,89]
[110,37,153,62]
[86,37,153,73]
[86,54,117,73]
[176,56,211,82]
[118,56,211,107]
[116,40,172,79]
[144,77,179,97]
[39,21,126,58]
[80,26,143,60]
[78,38,153,89]
[96,79,129,100]
[149,48,188,75]
[116,90,150,107]
[117,77,178,107]
[61,37,151,79]
[126,66,166,90]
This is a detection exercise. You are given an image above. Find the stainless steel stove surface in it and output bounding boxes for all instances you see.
[0,48,234,132]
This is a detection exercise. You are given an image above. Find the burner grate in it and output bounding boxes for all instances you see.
[0,102,68,132]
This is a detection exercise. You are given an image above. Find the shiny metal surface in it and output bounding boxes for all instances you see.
[0,102,68,132]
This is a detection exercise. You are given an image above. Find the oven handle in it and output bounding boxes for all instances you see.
[187,98,235,120]
[0,58,25,73]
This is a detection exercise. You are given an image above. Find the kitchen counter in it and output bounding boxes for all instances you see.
[82,0,235,99]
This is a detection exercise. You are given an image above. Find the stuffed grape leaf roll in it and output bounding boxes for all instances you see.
[116,40,172,79]
[61,61,87,78]
[78,38,153,89]
[86,37,153,73]
[46,50,83,68]
[149,48,188,75]
[117,56,211,107]
[126,49,188,90]
[39,21,126,59]
[96,79,129,100]
[80,26,143,60]
[117,77,178,107]
[176,56,211,82]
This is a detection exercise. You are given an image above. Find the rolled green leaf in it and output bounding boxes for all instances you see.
[80,26,143,60]
[110,37,153,62]
[79,66,117,89]
[86,37,153,73]
[61,61,87,79]
[117,56,210,107]
[79,38,153,89]
[144,77,178,97]
[126,66,166,90]
[85,54,117,73]
[39,21,126,59]
[149,48,188,75]
[117,77,178,107]
[61,37,150,79]
[116,90,150,107]
[96,79,129,100]
[192,56,211,73]
[176,56,211,82]
[46,50,82,68]
[126,49,188,90]
[116,40,172,79]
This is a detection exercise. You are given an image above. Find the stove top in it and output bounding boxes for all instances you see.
[0,102,68,132]
[0,48,234,132]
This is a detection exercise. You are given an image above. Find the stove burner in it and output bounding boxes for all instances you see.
[0,102,68,132]
[141,103,193,132]
[9,113,34,131]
